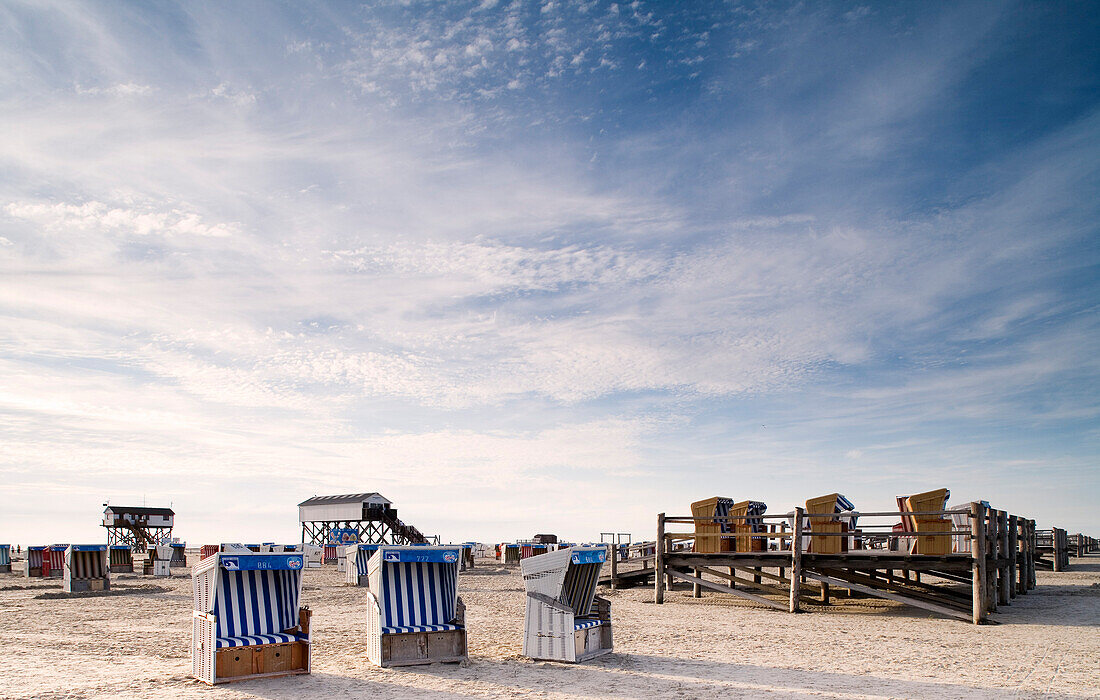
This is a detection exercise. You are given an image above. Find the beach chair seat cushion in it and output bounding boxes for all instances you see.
[381,623,463,635]
[216,632,307,649]
[573,619,602,631]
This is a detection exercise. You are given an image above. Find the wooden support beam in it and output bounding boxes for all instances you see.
[690,564,815,599]
[817,567,970,610]
[1009,515,1018,599]
[971,502,988,624]
[789,507,804,613]
[803,571,972,622]
[654,513,665,604]
[997,511,1010,606]
[669,569,788,612]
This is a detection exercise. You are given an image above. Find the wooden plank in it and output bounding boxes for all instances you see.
[692,564,817,600]
[669,569,788,612]
[804,571,971,621]
[817,567,970,610]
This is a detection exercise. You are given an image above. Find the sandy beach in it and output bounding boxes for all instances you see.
[0,556,1097,699]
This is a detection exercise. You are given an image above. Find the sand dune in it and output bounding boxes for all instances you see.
[0,557,1097,699]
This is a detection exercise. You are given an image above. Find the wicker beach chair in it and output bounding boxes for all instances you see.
[691,496,735,553]
[345,543,380,586]
[521,546,612,663]
[365,546,467,667]
[109,545,134,573]
[805,494,857,554]
[898,488,952,555]
[64,545,110,592]
[0,544,10,573]
[191,551,310,684]
[44,544,67,578]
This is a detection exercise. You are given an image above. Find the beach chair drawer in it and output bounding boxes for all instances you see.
[215,648,254,678]
[809,522,847,554]
[914,520,952,555]
[574,623,606,657]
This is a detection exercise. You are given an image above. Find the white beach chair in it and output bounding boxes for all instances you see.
[365,546,467,667]
[521,546,612,663]
[345,543,380,586]
[191,551,311,684]
[64,545,110,593]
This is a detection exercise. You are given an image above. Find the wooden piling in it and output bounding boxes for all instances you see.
[1008,515,1018,599]
[971,501,987,624]
[997,510,1010,606]
[655,513,665,604]
[789,507,803,613]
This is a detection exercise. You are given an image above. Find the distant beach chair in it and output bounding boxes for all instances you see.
[805,494,857,554]
[691,496,735,553]
[0,544,10,573]
[897,489,952,555]
[170,543,188,568]
[24,545,45,577]
[301,544,323,568]
[144,545,173,577]
[365,546,467,667]
[502,543,521,564]
[44,544,67,578]
[191,550,311,684]
[345,543,380,586]
[109,545,133,573]
[521,545,612,663]
[64,545,109,593]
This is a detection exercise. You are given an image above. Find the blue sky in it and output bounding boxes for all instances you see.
[1,1,1097,545]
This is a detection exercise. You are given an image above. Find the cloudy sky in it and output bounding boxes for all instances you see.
[1,1,1097,545]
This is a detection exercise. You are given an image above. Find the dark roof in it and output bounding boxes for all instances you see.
[298,493,391,507]
[104,506,174,516]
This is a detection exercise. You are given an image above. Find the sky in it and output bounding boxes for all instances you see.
[1,1,1098,546]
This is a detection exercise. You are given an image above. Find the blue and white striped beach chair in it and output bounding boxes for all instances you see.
[365,546,467,667]
[0,544,10,573]
[191,552,310,684]
[345,543,380,586]
[521,546,612,663]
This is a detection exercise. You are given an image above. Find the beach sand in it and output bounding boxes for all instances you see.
[0,557,1097,699]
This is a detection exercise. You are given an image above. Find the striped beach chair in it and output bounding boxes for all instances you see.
[0,544,10,573]
[64,545,109,592]
[521,546,612,663]
[24,546,45,577]
[170,543,188,568]
[191,551,310,684]
[44,544,67,578]
[109,545,134,573]
[365,546,466,667]
[691,496,735,553]
[345,543,380,586]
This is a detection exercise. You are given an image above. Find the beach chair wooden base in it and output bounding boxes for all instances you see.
[573,622,613,663]
[213,641,310,684]
[913,520,952,555]
[65,579,109,593]
[810,522,847,554]
[376,629,468,667]
[0,564,10,574]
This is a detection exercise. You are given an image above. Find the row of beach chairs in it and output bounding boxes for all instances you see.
[690,489,961,555]
[191,544,612,684]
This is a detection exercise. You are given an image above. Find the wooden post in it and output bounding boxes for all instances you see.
[1008,515,1018,599]
[609,539,618,590]
[821,580,830,604]
[1027,519,1036,589]
[789,507,803,613]
[1053,527,1064,572]
[693,567,702,598]
[654,513,665,604]
[997,511,1010,606]
[986,509,998,614]
[971,502,987,624]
